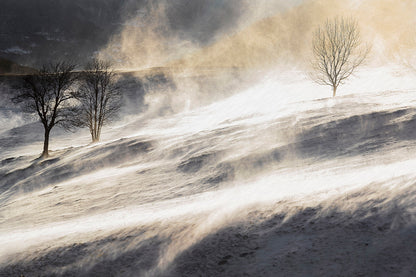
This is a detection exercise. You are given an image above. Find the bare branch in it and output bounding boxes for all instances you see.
[72,58,122,142]
[310,17,369,97]
[13,61,77,157]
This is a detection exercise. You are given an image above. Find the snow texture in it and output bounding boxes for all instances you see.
[1,67,416,276]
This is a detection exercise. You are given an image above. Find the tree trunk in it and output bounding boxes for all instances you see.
[95,132,100,142]
[90,122,102,143]
[333,86,337,97]
[91,128,100,143]
[41,128,50,158]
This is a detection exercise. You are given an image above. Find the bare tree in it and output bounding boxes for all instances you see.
[311,17,369,97]
[14,62,77,158]
[73,59,122,142]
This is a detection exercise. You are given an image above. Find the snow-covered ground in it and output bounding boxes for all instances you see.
[1,66,416,276]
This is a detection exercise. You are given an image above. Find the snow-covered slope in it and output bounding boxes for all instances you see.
[1,67,416,276]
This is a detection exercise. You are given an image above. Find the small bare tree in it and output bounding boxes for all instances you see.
[311,17,369,97]
[73,59,121,142]
[15,62,77,158]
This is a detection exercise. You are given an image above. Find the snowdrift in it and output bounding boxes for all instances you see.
[1,68,416,276]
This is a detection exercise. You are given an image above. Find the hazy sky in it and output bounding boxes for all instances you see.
[99,0,305,68]
[6,0,415,69]
[0,0,303,67]
[119,0,304,44]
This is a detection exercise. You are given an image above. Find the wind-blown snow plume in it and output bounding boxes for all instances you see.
[98,0,302,70]
[97,0,416,118]
[2,65,416,275]
[99,0,416,70]
[2,0,416,276]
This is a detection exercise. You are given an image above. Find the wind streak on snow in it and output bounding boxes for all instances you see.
[2,152,416,267]
[1,66,416,275]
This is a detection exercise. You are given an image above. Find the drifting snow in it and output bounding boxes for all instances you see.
[1,67,416,276]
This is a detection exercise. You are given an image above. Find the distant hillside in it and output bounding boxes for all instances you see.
[0,58,36,75]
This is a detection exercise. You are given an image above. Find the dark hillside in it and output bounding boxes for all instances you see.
[0,57,36,75]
